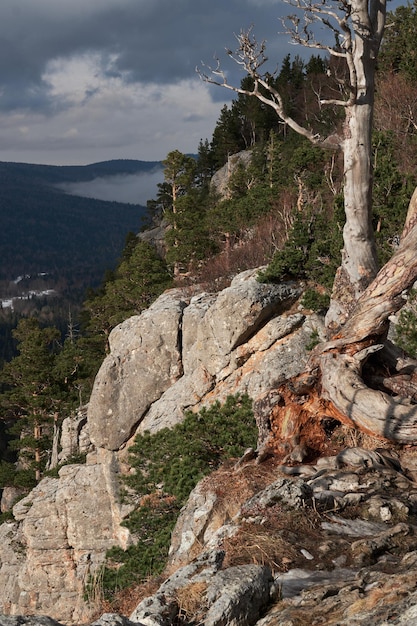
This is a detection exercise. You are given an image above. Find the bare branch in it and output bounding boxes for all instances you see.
[197,28,341,150]
[281,0,358,104]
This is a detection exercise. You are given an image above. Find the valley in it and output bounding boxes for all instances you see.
[0,159,163,345]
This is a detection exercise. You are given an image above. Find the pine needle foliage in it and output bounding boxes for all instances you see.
[395,289,417,357]
[125,393,256,503]
[100,394,256,597]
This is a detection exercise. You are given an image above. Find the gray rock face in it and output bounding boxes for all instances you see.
[129,551,272,626]
[0,451,131,624]
[0,268,310,624]
[133,272,304,437]
[210,151,253,200]
[88,268,304,445]
[88,291,187,450]
[58,407,91,464]
[182,271,301,375]
[204,565,273,626]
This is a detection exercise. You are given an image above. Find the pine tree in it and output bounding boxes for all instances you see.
[379,1,417,80]
[83,240,173,351]
[1,318,60,483]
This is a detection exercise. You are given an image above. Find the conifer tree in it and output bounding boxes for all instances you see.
[1,318,60,483]
[83,240,172,351]
[379,1,417,80]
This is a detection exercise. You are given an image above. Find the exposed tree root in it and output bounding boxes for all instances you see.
[264,190,417,454]
[320,348,417,443]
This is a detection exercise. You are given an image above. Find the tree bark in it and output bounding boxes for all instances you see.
[326,102,379,330]
[316,188,417,443]
[326,0,383,329]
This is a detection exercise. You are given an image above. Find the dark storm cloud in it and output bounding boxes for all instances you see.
[1,0,343,165]
[0,0,289,112]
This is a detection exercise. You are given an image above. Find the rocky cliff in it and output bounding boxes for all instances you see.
[0,269,310,623]
[1,269,417,626]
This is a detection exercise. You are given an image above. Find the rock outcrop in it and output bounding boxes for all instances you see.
[210,150,253,200]
[87,269,306,445]
[0,449,131,624]
[88,290,186,450]
[0,269,313,623]
[127,446,417,626]
[1,267,417,625]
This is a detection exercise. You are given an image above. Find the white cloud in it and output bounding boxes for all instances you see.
[0,0,314,165]
[0,56,229,164]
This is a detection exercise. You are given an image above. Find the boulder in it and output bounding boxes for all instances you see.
[168,475,238,571]
[204,565,273,626]
[129,551,272,626]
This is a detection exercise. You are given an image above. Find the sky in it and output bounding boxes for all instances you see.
[0,0,312,168]
[0,0,405,206]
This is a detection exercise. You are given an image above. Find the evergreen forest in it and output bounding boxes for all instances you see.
[0,159,161,362]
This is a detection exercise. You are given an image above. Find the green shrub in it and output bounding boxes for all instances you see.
[99,394,256,599]
[395,290,417,357]
[305,328,321,351]
[257,201,342,289]
[301,288,330,313]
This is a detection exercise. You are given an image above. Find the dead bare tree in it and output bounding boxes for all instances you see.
[198,1,417,447]
[198,0,388,329]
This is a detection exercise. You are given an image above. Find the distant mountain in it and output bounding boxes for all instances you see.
[0,159,163,290]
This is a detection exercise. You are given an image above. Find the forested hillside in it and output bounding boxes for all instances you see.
[0,159,162,359]
[0,159,160,283]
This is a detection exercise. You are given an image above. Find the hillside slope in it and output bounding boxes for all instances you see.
[0,159,161,286]
[1,269,417,626]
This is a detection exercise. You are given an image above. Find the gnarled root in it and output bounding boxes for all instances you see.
[320,342,417,443]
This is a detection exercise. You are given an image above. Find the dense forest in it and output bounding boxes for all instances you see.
[0,159,161,282]
[0,0,417,531]
[0,159,163,360]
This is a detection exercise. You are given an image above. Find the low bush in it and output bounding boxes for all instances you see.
[99,394,257,599]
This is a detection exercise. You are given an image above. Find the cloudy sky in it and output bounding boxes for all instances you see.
[0,0,313,167]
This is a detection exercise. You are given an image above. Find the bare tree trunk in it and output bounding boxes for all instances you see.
[315,188,417,443]
[327,103,379,330]
[326,0,382,328]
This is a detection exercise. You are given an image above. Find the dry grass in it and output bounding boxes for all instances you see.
[176,581,208,624]
[98,576,164,617]
[223,523,298,571]
[332,424,393,451]
[222,498,329,574]
[83,565,106,619]
[208,461,276,502]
